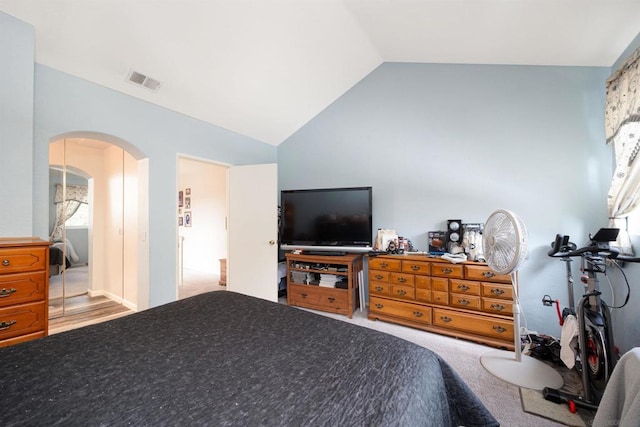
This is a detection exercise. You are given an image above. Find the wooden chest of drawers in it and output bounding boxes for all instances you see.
[0,238,50,348]
[368,254,514,349]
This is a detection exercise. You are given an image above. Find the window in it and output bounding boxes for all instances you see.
[65,203,89,228]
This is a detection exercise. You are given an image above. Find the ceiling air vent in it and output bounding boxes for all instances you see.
[126,69,162,92]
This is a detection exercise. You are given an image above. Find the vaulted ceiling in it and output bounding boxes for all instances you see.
[2,0,639,145]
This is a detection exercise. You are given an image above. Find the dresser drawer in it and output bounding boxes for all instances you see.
[0,247,48,274]
[288,284,347,310]
[0,301,47,342]
[402,260,430,275]
[465,265,511,283]
[0,271,47,308]
[431,277,448,292]
[390,284,415,300]
[368,258,401,271]
[369,270,391,283]
[431,291,449,305]
[431,263,464,279]
[482,298,514,315]
[433,308,514,341]
[370,297,431,325]
[450,279,480,296]
[415,288,431,303]
[450,294,481,311]
[369,282,390,296]
[415,276,431,289]
[481,282,513,300]
[390,272,414,286]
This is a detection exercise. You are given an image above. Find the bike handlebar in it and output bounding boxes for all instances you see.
[548,233,620,259]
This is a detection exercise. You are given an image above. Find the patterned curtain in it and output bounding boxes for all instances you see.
[50,184,88,241]
[605,47,640,255]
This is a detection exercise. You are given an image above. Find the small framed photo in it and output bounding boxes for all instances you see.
[184,211,192,227]
[178,191,184,207]
[185,197,191,209]
[178,216,183,226]
[185,188,191,196]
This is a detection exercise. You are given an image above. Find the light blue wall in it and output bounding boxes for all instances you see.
[0,13,34,236]
[279,62,620,348]
[32,66,276,307]
[2,13,277,308]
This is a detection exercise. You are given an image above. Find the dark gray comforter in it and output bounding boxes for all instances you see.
[0,291,498,426]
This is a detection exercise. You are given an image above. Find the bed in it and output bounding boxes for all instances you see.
[0,291,498,426]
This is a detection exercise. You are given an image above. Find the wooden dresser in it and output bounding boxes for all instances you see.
[368,254,515,349]
[0,237,50,348]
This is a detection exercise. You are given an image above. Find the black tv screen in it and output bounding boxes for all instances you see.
[280,187,373,252]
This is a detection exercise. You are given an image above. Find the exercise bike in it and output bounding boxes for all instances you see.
[544,228,639,410]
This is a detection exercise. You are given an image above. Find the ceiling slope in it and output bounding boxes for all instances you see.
[1,0,639,145]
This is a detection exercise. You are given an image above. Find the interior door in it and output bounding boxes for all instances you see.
[227,163,278,302]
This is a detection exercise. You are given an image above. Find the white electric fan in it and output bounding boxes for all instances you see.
[479,209,563,390]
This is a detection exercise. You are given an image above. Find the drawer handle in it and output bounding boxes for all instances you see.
[1,259,9,267]
[375,274,384,280]
[375,303,383,309]
[397,289,407,296]
[0,288,18,298]
[440,316,452,323]
[301,293,308,298]
[413,311,423,318]
[442,268,453,274]
[457,284,470,292]
[327,297,335,303]
[379,262,388,268]
[375,286,384,292]
[0,320,16,331]
[458,299,470,306]
[493,325,507,334]
[491,303,506,311]
[410,265,420,271]
[483,271,496,278]
[491,288,505,296]
[397,277,407,283]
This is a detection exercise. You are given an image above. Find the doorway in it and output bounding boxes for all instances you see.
[177,156,228,299]
[49,138,139,318]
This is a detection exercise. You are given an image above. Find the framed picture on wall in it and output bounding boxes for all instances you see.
[178,191,184,207]
[178,216,183,226]
[185,211,192,227]
[185,197,191,209]
[185,188,191,196]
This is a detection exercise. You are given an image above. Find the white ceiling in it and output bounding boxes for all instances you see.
[2,0,639,146]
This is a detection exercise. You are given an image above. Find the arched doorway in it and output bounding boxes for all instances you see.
[48,133,149,319]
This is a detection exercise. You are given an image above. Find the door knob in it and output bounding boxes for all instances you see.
[269,240,276,245]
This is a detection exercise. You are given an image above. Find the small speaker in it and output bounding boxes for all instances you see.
[446,219,462,252]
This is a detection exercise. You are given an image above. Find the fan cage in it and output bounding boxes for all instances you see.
[483,209,528,275]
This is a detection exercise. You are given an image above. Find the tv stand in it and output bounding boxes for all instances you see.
[286,252,363,318]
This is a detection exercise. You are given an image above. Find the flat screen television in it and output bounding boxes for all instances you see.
[280,187,373,253]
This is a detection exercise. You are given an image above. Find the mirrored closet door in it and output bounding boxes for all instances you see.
[49,138,138,318]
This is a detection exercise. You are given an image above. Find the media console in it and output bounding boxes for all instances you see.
[285,252,363,318]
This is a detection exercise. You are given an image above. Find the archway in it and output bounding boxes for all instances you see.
[48,132,149,319]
